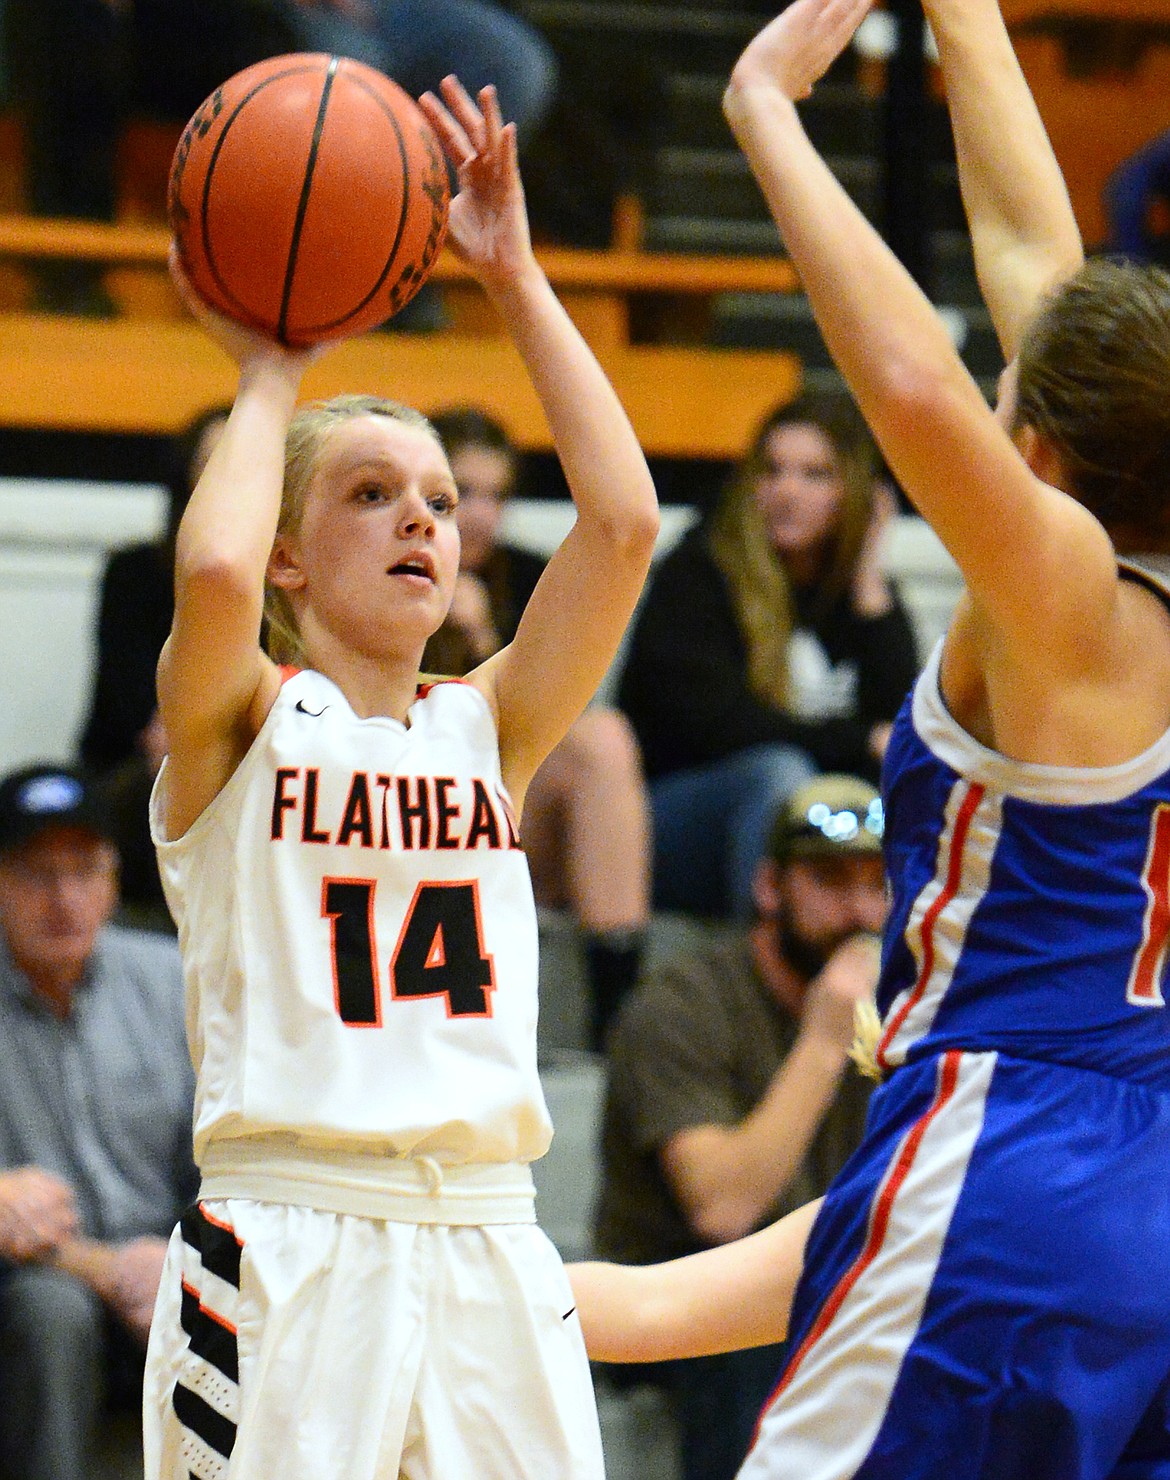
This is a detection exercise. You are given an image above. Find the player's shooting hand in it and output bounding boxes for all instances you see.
[109,1236,169,1346]
[418,78,534,291]
[0,1166,78,1262]
[728,0,875,102]
[801,932,881,1055]
[168,245,322,377]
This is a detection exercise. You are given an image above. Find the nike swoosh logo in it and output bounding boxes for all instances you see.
[295,700,329,717]
[562,1306,576,1321]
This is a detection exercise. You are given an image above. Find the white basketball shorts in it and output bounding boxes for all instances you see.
[142,1197,604,1480]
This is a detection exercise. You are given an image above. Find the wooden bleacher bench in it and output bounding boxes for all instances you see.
[0,210,806,457]
[0,94,807,457]
[0,0,1163,455]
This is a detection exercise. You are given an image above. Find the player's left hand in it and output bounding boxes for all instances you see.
[419,77,533,288]
[730,0,875,101]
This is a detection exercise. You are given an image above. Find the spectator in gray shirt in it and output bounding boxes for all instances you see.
[0,763,196,1480]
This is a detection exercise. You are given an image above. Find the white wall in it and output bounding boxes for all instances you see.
[0,483,962,778]
[0,479,167,774]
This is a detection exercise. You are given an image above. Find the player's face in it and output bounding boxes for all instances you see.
[782,853,888,957]
[450,445,514,574]
[0,828,119,995]
[280,416,461,659]
[753,423,845,562]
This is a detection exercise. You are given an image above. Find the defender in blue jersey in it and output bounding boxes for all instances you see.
[566,0,1170,1475]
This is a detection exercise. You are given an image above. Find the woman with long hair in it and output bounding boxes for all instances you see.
[620,387,918,918]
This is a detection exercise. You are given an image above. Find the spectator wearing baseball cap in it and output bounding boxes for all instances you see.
[0,762,196,1480]
[0,764,114,852]
[594,775,886,1480]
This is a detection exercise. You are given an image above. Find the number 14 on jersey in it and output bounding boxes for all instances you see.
[322,877,496,1022]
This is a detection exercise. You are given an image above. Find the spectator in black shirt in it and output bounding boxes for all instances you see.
[80,406,231,930]
[81,406,230,775]
[619,390,919,919]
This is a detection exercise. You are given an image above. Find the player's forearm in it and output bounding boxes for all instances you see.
[569,1202,821,1363]
[924,0,1082,358]
[723,78,1038,587]
[173,356,302,599]
[485,261,658,555]
[672,1033,847,1245]
[477,258,657,779]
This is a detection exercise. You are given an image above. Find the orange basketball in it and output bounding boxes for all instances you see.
[168,54,449,345]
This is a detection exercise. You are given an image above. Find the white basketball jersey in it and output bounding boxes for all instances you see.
[151,670,552,1169]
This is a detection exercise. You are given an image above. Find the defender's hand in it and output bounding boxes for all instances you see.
[729,0,875,103]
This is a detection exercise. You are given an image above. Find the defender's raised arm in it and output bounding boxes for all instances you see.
[923,0,1083,360]
[721,0,1118,688]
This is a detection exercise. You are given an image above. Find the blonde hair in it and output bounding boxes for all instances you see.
[263,394,441,665]
[708,390,876,711]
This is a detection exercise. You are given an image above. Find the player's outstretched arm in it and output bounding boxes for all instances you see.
[157,257,314,837]
[420,79,658,806]
[568,1201,821,1363]
[923,0,1082,361]
[721,0,1116,668]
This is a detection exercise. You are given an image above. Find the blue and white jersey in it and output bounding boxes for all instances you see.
[875,556,1170,1088]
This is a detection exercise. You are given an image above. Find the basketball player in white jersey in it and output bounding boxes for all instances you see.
[569,1,1170,1478]
[142,76,658,1480]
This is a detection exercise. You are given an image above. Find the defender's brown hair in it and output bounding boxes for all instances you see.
[1014,257,1170,550]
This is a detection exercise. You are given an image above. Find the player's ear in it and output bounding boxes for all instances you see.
[1014,423,1068,491]
[267,534,306,591]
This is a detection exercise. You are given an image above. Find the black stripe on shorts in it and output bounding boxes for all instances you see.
[179,1281,199,1338]
[189,1309,239,1385]
[179,1202,242,1289]
[173,1382,236,1460]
